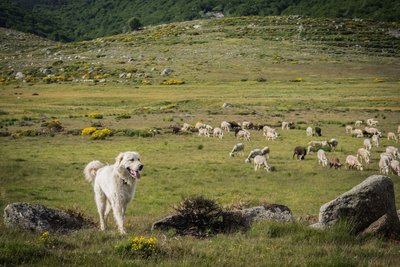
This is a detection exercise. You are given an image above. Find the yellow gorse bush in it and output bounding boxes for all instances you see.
[88,112,103,119]
[91,128,112,140]
[131,236,158,257]
[81,127,97,135]
[161,79,185,85]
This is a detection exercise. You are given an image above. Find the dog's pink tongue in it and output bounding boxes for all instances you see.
[135,171,141,179]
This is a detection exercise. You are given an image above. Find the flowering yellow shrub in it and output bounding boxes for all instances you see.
[81,127,97,135]
[161,79,185,85]
[290,77,304,82]
[88,113,103,119]
[91,128,112,140]
[131,236,158,257]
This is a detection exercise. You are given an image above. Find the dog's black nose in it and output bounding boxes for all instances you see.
[138,164,143,171]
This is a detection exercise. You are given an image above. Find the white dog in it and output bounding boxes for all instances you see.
[84,151,143,234]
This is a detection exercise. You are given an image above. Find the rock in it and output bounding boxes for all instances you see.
[241,204,294,223]
[15,72,25,80]
[3,202,95,234]
[161,68,173,76]
[314,175,400,239]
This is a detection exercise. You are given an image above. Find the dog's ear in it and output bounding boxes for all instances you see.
[115,153,124,165]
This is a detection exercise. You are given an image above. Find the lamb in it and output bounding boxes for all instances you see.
[351,129,363,138]
[253,155,271,172]
[236,129,250,141]
[221,121,231,132]
[363,139,372,150]
[357,148,370,164]
[372,134,380,147]
[317,149,328,166]
[242,121,253,129]
[387,132,398,143]
[213,127,224,139]
[198,128,210,137]
[379,156,390,175]
[366,118,378,127]
[354,120,363,126]
[329,156,342,169]
[306,127,313,136]
[345,125,353,134]
[245,146,270,163]
[281,121,293,130]
[390,160,400,176]
[229,143,244,157]
[327,138,338,151]
[293,146,307,160]
[345,155,363,171]
[386,146,400,159]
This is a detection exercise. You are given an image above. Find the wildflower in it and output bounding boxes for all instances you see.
[81,127,97,135]
[91,128,112,140]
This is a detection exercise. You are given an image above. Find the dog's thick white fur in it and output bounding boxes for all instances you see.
[84,151,143,234]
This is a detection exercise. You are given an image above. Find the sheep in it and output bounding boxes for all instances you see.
[372,134,380,147]
[205,124,213,133]
[387,132,398,143]
[364,127,382,137]
[253,155,271,172]
[245,146,270,163]
[307,140,328,154]
[351,129,363,138]
[242,121,253,129]
[229,121,241,131]
[170,126,181,134]
[229,143,244,157]
[198,128,210,137]
[355,120,363,127]
[195,121,206,129]
[293,146,307,160]
[357,148,370,164]
[236,129,250,141]
[366,118,378,127]
[281,121,293,130]
[181,123,192,132]
[327,138,338,151]
[329,156,342,169]
[213,127,224,139]
[317,149,328,166]
[379,156,390,175]
[390,160,400,176]
[363,139,372,151]
[306,127,313,136]
[265,131,278,140]
[261,146,270,159]
[221,121,231,132]
[345,155,363,171]
[380,152,393,162]
[386,146,400,159]
[315,127,322,136]
[345,125,353,134]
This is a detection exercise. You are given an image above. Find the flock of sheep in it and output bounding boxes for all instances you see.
[176,118,400,176]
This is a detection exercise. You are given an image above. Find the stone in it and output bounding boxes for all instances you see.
[15,72,25,80]
[4,202,95,234]
[161,68,173,76]
[241,204,294,223]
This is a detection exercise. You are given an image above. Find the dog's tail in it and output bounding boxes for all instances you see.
[83,160,105,185]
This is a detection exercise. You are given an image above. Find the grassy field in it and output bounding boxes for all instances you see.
[1,16,400,266]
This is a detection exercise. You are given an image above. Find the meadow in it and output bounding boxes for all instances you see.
[1,16,400,266]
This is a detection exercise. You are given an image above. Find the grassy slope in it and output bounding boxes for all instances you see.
[0,16,400,266]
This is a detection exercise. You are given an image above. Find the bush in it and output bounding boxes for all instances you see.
[128,17,142,31]
[116,236,159,258]
[81,127,97,135]
[161,79,185,85]
[91,128,112,140]
[41,119,63,132]
[88,113,103,119]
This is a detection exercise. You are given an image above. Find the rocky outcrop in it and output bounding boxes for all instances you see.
[3,202,95,234]
[311,175,400,240]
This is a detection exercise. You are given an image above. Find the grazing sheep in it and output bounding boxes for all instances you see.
[329,156,342,169]
[351,129,363,138]
[261,146,270,159]
[306,127,313,136]
[357,148,370,164]
[236,129,251,141]
[205,124,213,133]
[364,127,382,137]
[181,123,192,132]
[366,118,378,127]
[355,120,363,127]
[170,126,181,134]
[253,155,271,172]
[229,121,241,131]
[213,127,224,139]
[327,139,338,151]
[293,146,307,160]
[390,160,400,176]
[372,134,380,147]
[345,155,363,171]
[229,143,245,157]
[245,146,270,163]
[281,121,293,130]
[242,121,253,129]
[307,140,328,154]
[265,131,278,140]
[198,128,210,137]
[221,121,231,132]
[195,122,206,129]
[380,152,393,162]
[379,156,391,175]
[363,139,372,150]
[386,146,400,159]
[387,132,398,143]
[345,125,353,134]
[317,149,328,166]
[315,127,322,136]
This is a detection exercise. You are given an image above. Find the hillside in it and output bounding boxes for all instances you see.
[1,0,399,41]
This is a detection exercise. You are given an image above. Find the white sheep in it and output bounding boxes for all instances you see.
[366,118,378,127]
[364,127,382,137]
[351,129,363,138]
[245,146,270,163]
[198,128,210,137]
[379,156,390,175]
[265,131,278,140]
[237,129,251,141]
[345,155,363,171]
[229,143,244,157]
[306,127,313,136]
[387,132,398,143]
[390,160,400,176]
[372,134,380,147]
[205,124,213,132]
[195,122,206,129]
[213,127,224,139]
[253,155,271,172]
[363,139,372,151]
[242,121,253,129]
[307,140,328,154]
[345,125,353,134]
[281,121,292,130]
[357,148,370,164]
[386,146,400,159]
[221,121,231,132]
[181,123,192,132]
[317,149,328,167]
[354,120,363,127]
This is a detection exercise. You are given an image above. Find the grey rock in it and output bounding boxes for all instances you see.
[4,202,95,234]
[15,72,25,80]
[241,204,294,223]
[161,68,173,76]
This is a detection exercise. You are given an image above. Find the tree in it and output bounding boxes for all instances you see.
[127,17,142,31]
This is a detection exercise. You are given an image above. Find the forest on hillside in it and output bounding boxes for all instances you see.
[1,0,399,42]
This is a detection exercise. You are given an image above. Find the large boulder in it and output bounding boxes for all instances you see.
[3,202,95,234]
[312,175,400,239]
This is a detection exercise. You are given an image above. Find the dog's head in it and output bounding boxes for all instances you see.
[116,151,143,180]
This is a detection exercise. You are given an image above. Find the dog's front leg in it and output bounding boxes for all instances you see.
[112,203,126,235]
